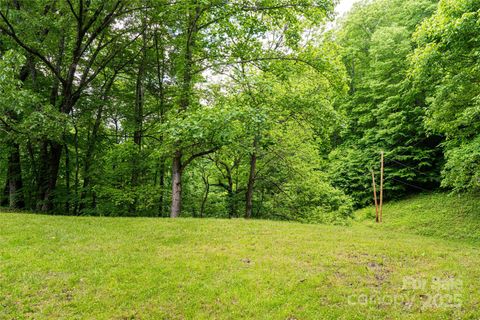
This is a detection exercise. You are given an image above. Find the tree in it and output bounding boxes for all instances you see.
[328,0,441,207]
[161,0,337,217]
[0,0,372,223]
[411,0,480,193]
[0,0,138,211]
[0,50,33,208]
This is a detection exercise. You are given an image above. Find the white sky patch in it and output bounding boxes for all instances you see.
[326,0,360,29]
[335,0,360,16]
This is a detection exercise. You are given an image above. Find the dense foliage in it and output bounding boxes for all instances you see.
[0,0,478,221]
[326,0,443,207]
[411,0,480,193]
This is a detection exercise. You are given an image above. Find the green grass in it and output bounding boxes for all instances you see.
[356,192,480,243]
[1,193,479,319]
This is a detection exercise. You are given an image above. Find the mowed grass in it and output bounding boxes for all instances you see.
[356,192,480,243]
[1,194,479,319]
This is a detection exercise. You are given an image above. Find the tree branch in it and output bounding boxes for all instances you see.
[0,10,66,85]
[195,56,321,74]
[183,146,221,169]
[65,0,80,22]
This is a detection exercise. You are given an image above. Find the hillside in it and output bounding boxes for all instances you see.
[356,192,480,242]
[1,193,479,319]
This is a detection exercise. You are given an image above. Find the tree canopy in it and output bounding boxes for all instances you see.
[0,0,478,221]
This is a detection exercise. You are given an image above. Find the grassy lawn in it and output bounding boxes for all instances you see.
[1,194,479,319]
[356,192,480,243]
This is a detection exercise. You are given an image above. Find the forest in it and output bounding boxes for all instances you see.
[2,0,480,318]
[0,0,479,221]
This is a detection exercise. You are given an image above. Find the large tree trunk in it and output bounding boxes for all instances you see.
[169,5,201,218]
[40,28,68,213]
[35,141,64,213]
[171,151,183,218]
[37,33,64,213]
[41,141,63,212]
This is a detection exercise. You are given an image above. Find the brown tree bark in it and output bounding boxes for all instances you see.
[170,147,220,218]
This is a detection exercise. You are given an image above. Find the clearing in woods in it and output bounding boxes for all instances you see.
[1,193,479,319]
